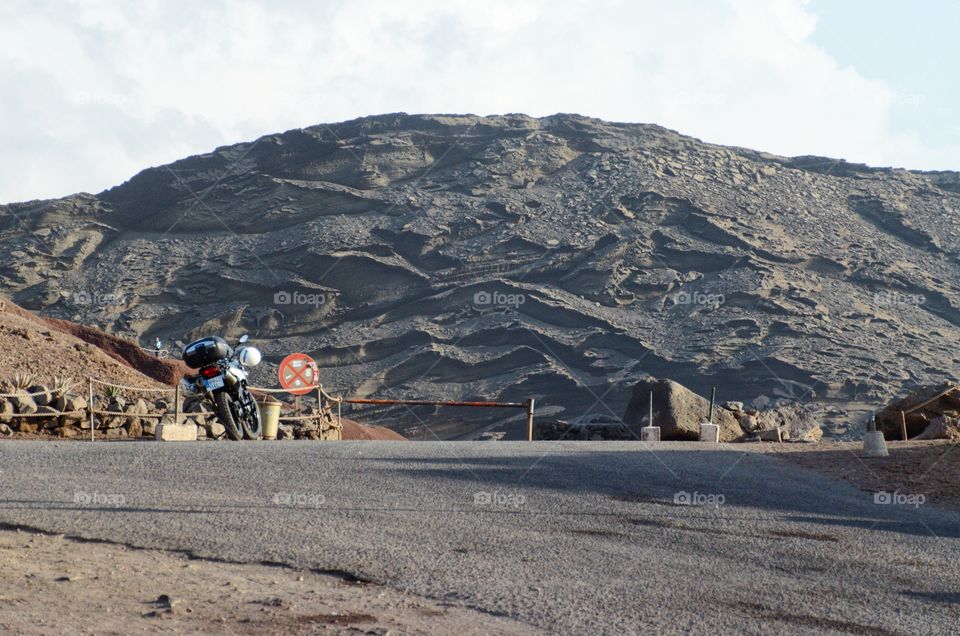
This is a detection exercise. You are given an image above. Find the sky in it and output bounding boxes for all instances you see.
[1,0,957,203]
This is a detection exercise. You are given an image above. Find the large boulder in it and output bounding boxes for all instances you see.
[37,406,61,429]
[762,404,822,442]
[102,399,125,429]
[126,419,144,438]
[0,399,14,424]
[623,377,743,441]
[205,421,226,439]
[58,394,87,427]
[122,398,149,432]
[27,385,51,407]
[738,411,762,433]
[142,418,158,437]
[877,381,960,439]
[184,397,213,414]
[57,426,79,439]
[914,416,960,441]
[10,390,37,415]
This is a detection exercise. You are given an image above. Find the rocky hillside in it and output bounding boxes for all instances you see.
[0,296,402,441]
[2,114,959,438]
[0,296,170,391]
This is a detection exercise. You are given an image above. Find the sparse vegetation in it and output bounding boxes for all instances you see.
[11,371,34,390]
[51,374,75,399]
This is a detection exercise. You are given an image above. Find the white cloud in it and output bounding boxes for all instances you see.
[0,0,955,202]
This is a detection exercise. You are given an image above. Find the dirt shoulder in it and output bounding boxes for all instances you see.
[0,526,536,636]
[754,440,959,513]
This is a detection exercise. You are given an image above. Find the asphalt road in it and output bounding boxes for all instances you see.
[1,441,958,635]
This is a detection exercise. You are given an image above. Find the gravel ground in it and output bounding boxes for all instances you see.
[760,440,959,512]
[0,440,958,635]
[0,526,534,635]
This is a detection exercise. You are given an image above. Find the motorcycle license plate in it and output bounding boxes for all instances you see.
[204,375,225,391]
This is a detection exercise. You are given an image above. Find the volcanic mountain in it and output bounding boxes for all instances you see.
[2,113,959,438]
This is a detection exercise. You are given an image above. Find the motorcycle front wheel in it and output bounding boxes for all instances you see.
[213,391,244,441]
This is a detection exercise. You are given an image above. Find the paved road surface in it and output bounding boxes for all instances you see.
[1,441,958,634]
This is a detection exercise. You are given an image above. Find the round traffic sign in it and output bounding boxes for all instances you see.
[278,353,319,396]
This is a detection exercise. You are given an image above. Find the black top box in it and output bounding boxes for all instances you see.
[182,336,232,369]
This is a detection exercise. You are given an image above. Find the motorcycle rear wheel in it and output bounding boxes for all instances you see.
[240,391,262,440]
[213,391,244,441]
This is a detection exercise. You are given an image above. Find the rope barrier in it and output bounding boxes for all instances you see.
[250,384,343,402]
[88,378,175,393]
[251,384,332,399]
[249,383,344,428]
[319,385,344,404]
[0,382,82,399]
[249,385,307,393]
[87,410,171,419]
[277,413,343,423]
[3,376,349,439]
[5,409,86,418]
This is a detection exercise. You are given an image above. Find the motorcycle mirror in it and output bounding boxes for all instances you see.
[238,334,249,344]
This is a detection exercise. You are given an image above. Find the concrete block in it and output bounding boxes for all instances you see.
[699,422,720,443]
[156,423,199,442]
[641,426,661,442]
[759,427,783,442]
[862,431,889,457]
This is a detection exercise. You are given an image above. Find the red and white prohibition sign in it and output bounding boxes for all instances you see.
[278,353,319,396]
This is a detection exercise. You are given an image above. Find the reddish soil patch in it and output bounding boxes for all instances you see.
[341,417,406,441]
[44,318,189,385]
[0,297,163,390]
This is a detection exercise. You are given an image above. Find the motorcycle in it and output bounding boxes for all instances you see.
[180,334,263,441]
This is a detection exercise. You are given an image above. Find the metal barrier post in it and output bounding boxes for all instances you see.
[255,392,533,439]
[526,398,535,441]
[900,410,908,441]
[174,383,181,425]
[88,378,95,442]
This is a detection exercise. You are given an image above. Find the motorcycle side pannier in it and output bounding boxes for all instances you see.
[182,336,232,369]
